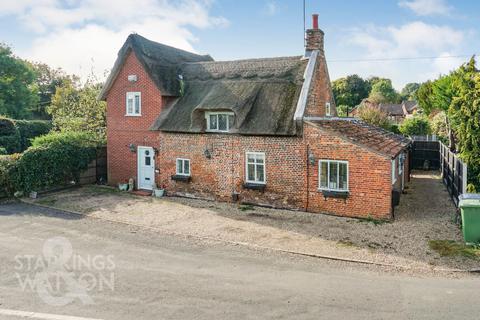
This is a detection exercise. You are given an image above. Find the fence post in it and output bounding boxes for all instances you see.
[462,162,468,194]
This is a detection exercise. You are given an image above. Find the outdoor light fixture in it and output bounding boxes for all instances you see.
[204,148,212,159]
[128,143,136,153]
[308,150,315,165]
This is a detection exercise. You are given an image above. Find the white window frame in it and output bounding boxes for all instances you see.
[176,158,191,176]
[325,102,331,116]
[391,158,397,184]
[398,154,404,176]
[318,160,349,192]
[205,112,234,133]
[126,92,141,116]
[245,152,266,184]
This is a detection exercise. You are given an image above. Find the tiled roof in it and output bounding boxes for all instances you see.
[306,118,411,158]
[378,103,404,116]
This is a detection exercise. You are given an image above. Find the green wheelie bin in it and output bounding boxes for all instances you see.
[459,194,480,244]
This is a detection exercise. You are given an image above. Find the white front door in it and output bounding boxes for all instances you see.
[137,146,155,190]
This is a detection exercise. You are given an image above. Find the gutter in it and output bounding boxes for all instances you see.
[293,50,319,121]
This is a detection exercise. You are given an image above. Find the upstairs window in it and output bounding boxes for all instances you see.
[246,152,266,184]
[176,158,190,176]
[126,92,141,116]
[206,112,234,132]
[319,160,348,191]
[325,102,331,116]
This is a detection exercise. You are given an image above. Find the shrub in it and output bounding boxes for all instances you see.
[358,104,392,130]
[14,120,52,150]
[0,154,20,197]
[0,117,17,136]
[0,147,6,155]
[399,115,431,136]
[14,131,99,193]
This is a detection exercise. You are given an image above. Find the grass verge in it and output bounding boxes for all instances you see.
[429,240,480,259]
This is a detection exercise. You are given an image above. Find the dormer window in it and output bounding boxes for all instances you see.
[206,112,234,132]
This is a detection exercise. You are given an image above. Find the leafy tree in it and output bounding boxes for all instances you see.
[399,115,431,136]
[0,44,38,119]
[332,75,370,115]
[357,104,391,130]
[430,111,448,141]
[31,63,77,119]
[449,58,480,189]
[368,79,400,104]
[47,79,106,143]
[415,80,434,113]
[401,83,420,101]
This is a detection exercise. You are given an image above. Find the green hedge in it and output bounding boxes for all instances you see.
[0,154,20,197]
[13,132,98,193]
[14,120,52,151]
[0,131,99,196]
[0,117,52,154]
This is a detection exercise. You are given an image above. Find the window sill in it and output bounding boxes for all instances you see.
[243,183,266,191]
[320,190,349,199]
[125,114,142,117]
[171,175,191,182]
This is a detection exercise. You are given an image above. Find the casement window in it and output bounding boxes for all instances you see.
[176,158,190,176]
[325,102,331,116]
[246,152,266,184]
[391,158,397,184]
[206,112,234,132]
[126,92,141,116]
[398,154,404,176]
[319,160,348,191]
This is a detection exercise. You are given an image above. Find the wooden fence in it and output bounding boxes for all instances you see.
[440,142,467,207]
[410,138,440,170]
[78,147,107,185]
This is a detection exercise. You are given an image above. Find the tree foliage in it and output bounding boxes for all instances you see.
[31,63,76,119]
[399,115,431,136]
[401,83,420,101]
[368,79,400,104]
[47,79,106,142]
[0,44,38,119]
[357,104,391,130]
[332,75,370,115]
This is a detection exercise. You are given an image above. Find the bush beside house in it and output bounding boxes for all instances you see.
[0,117,52,154]
[0,131,99,196]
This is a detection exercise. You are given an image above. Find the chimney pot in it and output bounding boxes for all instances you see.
[312,14,319,29]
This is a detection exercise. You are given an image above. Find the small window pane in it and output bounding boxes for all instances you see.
[134,95,140,114]
[256,164,265,182]
[228,115,234,129]
[145,156,151,166]
[127,97,133,114]
[329,162,338,189]
[247,154,256,163]
[184,160,190,175]
[320,162,328,188]
[209,115,217,130]
[247,164,255,181]
[177,159,182,174]
[218,114,227,131]
[339,163,347,190]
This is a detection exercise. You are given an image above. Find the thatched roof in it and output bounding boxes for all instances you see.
[99,34,213,99]
[306,119,411,158]
[152,56,307,136]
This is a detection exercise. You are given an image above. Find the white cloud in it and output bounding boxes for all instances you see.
[398,0,452,16]
[4,0,227,81]
[264,1,277,16]
[336,21,468,89]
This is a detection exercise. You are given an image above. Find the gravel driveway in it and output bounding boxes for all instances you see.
[25,170,476,272]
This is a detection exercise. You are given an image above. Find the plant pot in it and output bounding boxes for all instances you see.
[118,183,129,191]
[153,189,165,197]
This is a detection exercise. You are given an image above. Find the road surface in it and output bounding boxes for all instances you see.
[0,203,478,320]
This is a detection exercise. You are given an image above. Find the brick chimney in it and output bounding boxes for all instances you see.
[305,14,324,54]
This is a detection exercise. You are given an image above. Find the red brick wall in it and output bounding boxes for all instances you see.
[304,53,337,117]
[157,133,307,209]
[105,51,163,186]
[303,124,393,219]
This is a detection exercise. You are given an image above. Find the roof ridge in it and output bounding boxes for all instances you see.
[184,55,303,65]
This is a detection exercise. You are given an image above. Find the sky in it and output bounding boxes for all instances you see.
[1,0,479,90]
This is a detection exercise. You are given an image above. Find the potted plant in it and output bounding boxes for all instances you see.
[118,179,129,191]
[153,184,166,197]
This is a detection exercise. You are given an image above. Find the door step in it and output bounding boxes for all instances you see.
[132,190,153,197]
